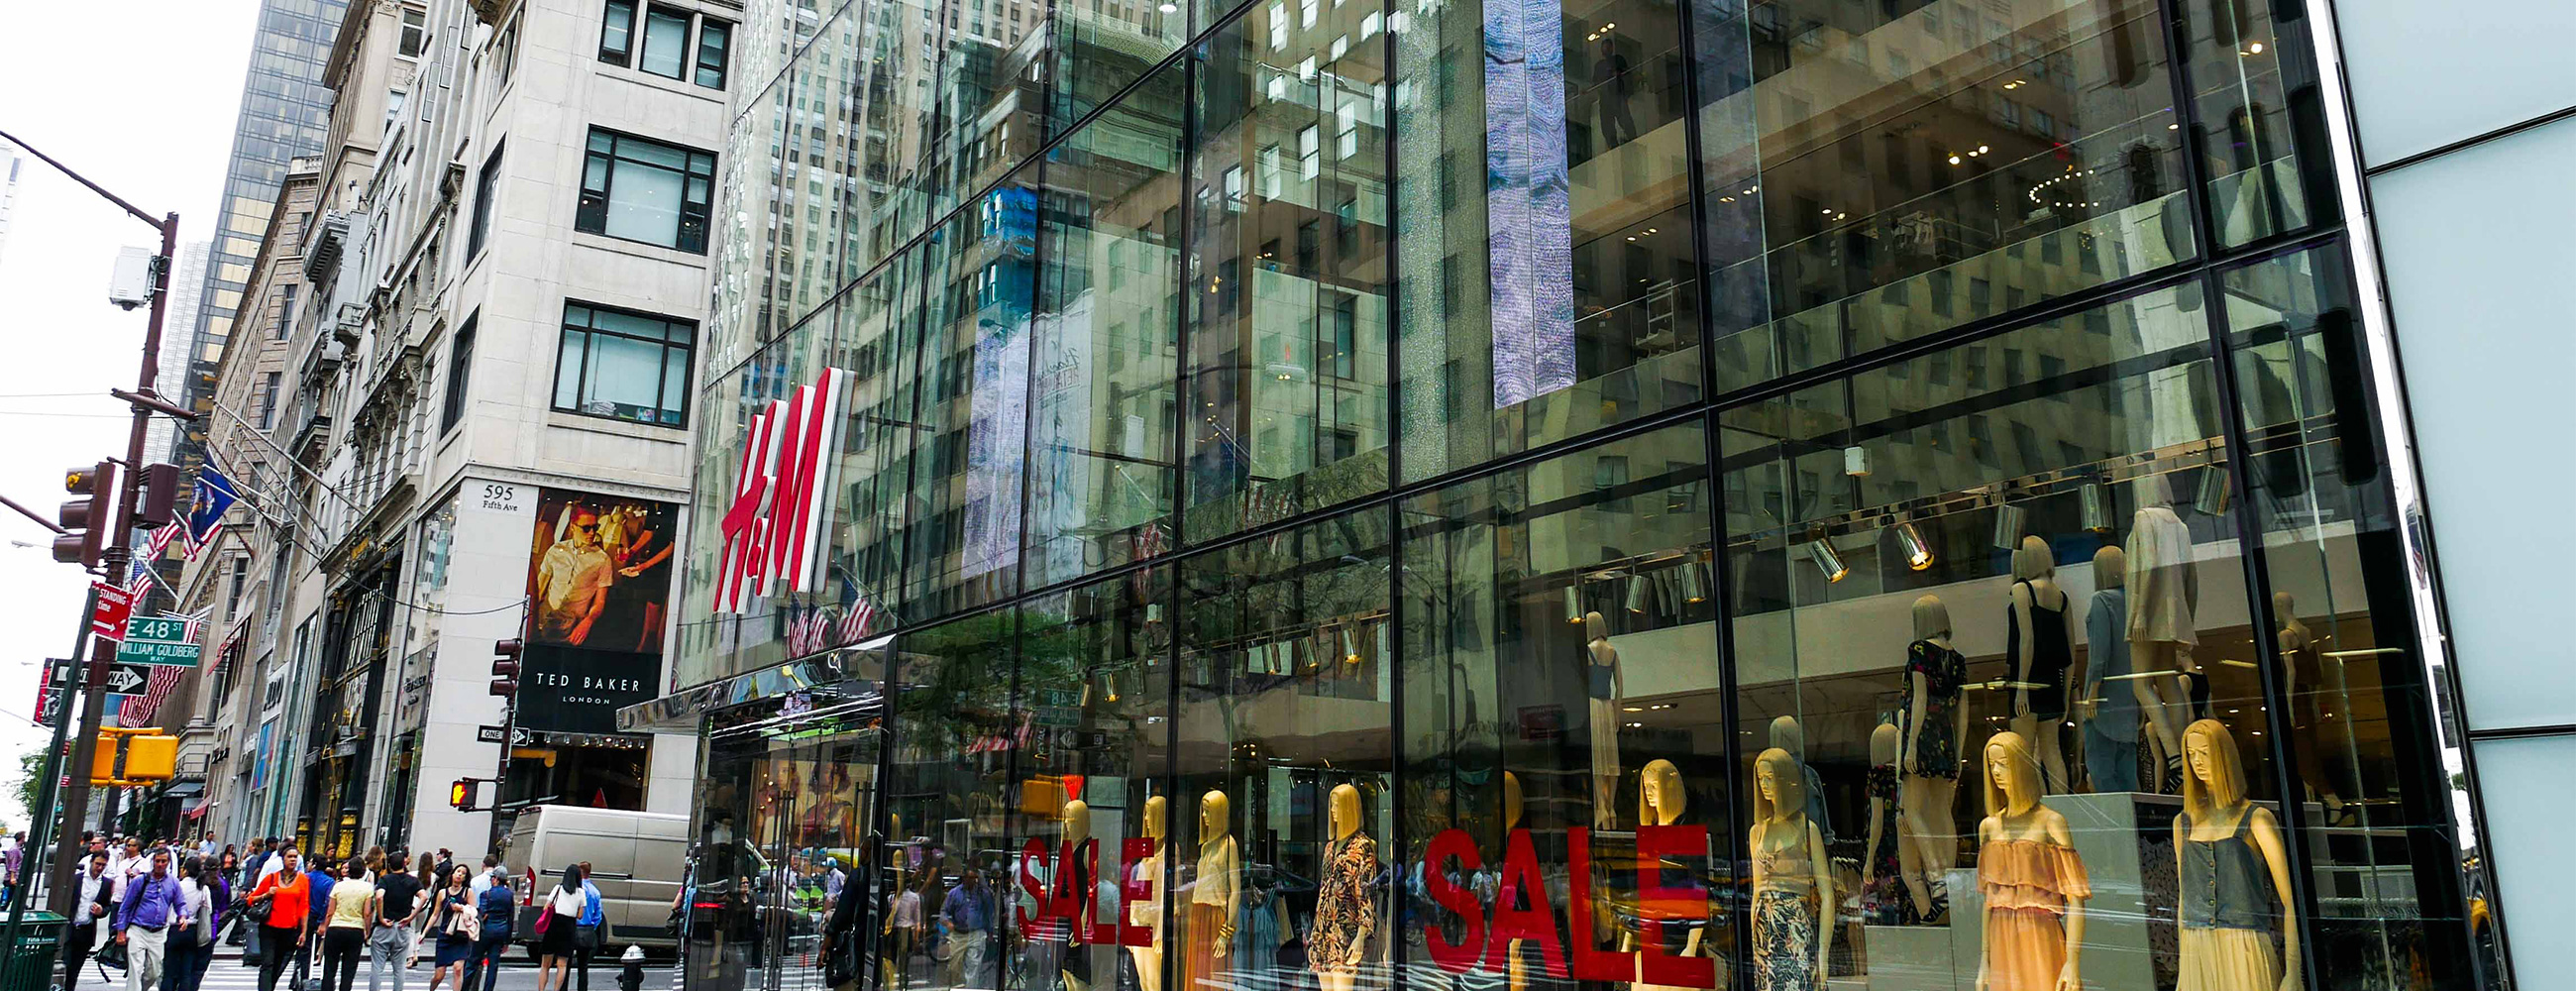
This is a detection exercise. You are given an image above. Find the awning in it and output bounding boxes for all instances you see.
[617,654,864,732]
[161,780,206,798]
[180,800,210,820]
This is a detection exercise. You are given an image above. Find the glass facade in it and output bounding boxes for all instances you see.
[671,0,2498,989]
[174,0,349,472]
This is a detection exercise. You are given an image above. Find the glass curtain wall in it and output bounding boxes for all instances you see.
[676,0,2496,986]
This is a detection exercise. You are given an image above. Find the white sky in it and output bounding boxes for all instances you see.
[0,0,265,831]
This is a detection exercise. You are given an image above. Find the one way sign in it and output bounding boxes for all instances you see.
[101,664,151,696]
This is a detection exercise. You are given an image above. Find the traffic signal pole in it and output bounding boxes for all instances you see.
[0,130,183,942]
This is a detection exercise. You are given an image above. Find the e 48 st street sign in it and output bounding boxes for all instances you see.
[113,615,201,667]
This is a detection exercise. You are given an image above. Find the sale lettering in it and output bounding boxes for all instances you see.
[1017,836,1160,947]
[1422,826,1716,989]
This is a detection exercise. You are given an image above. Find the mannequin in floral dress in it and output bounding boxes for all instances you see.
[1310,784,1379,991]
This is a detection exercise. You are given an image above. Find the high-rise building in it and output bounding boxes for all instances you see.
[171,0,348,473]
[145,242,213,465]
[632,0,2553,989]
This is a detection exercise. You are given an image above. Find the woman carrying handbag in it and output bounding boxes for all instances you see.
[534,864,588,991]
[426,867,479,991]
[249,847,313,991]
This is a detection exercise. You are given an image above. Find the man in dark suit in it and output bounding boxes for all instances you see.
[62,851,116,986]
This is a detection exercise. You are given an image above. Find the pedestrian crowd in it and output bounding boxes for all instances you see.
[46,832,626,991]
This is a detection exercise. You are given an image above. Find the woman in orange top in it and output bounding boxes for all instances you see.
[250,846,313,991]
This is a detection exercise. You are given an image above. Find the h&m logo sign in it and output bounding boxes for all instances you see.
[715,367,853,614]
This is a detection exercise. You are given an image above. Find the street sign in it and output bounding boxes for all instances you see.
[114,617,201,667]
[89,583,135,639]
[476,724,533,746]
[99,664,151,695]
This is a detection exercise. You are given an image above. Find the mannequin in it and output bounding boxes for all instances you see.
[1061,800,1100,991]
[1311,784,1380,991]
[1502,771,1535,991]
[1974,732,2089,991]
[1862,722,1919,926]
[1899,595,1964,921]
[1185,791,1240,991]
[1129,796,1167,991]
[2127,475,2201,792]
[2080,546,2138,793]
[1622,760,1710,982]
[1751,749,1831,991]
[1584,611,1624,827]
[1768,716,1832,842]
[2006,535,2075,793]
[2174,719,2299,991]
[2275,593,2347,824]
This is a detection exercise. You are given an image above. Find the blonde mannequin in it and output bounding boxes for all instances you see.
[1620,759,1711,990]
[1974,732,2088,991]
[1183,791,1240,991]
[2127,475,2201,792]
[1062,800,1100,991]
[1129,796,1167,991]
[1751,749,1831,991]
[1583,611,1624,827]
[2174,719,2299,991]
[2007,535,2075,793]
[1312,784,1380,991]
[1899,594,1965,920]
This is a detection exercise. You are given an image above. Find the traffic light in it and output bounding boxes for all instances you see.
[123,734,178,780]
[53,461,114,569]
[135,463,181,528]
[489,637,523,697]
[449,778,480,811]
[89,733,118,782]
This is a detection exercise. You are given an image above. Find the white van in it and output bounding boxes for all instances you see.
[503,805,691,950]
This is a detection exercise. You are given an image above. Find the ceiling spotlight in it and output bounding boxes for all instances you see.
[1626,574,1653,614]
[2079,481,2112,533]
[1743,186,1758,194]
[1681,559,1709,604]
[1949,154,1963,165]
[1895,520,1934,571]
[1564,584,1586,623]
[1991,500,2027,550]
[1341,625,1362,665]
[2247,42,2264,54]
[1978,145,1989,154]
[1804,538,1849,584]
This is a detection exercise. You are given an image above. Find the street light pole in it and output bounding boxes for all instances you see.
[0,130,182,970]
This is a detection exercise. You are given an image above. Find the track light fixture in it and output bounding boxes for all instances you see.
[1804,538,1850,584]
[1895,520,1935,571]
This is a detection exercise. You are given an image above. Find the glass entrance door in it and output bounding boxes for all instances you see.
[689,679,886,991]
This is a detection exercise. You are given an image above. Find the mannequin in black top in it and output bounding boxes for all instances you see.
[2006,535,2075,793]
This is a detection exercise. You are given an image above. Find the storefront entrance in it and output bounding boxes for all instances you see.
[689,682,886,991]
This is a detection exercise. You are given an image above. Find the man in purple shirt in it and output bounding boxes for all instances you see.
[117,849,182,991]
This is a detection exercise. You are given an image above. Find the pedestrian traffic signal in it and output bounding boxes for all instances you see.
[53,461,114,569]
[135,463,181,528]
[490,637,522,697]
[122,734,177,780]
[450,777,482,811]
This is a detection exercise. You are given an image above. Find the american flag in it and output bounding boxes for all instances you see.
[122,523,182,601]
[116,606,209,725]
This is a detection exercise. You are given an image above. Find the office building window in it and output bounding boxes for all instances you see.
[577,129,713,253]
[553,303,694,427]
[600,0,635,63]
[695,20,730,88]
[469,144,503,258]
[441,316,477,432]
[225,559,249,621]
[640,6,692,77]
[398,7,427,57]
[276,283,295,339]
[253,372,280,429]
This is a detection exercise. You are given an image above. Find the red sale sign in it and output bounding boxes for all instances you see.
[1422,826,1717,989]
